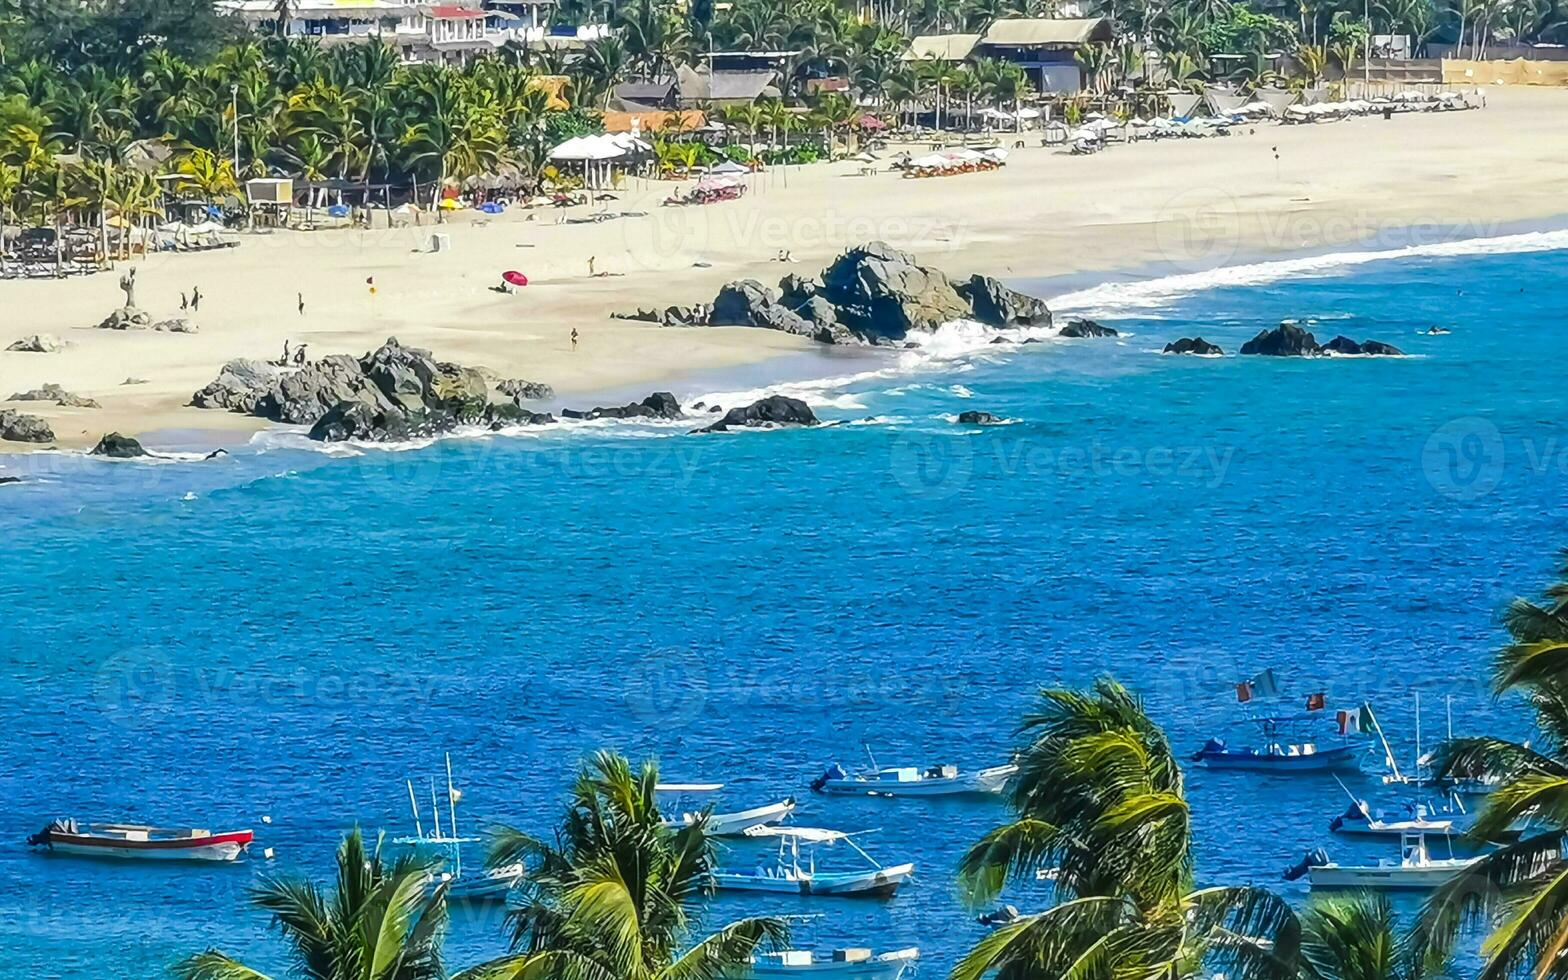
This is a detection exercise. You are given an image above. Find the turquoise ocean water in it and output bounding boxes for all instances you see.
[4,229,1568,977]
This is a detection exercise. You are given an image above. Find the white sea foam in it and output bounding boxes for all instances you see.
[1049,228,1568,315]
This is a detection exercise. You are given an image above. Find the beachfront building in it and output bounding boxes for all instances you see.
[219,0,406,43]
[903,17,1113,94]
[613,64,781,110]
[395,3,504,64]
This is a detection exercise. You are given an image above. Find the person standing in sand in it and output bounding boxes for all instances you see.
[297,292,305,316]
[587,256,596,277]
[180,292,188,311]
[571,327,579,350]
[190,287,202,312]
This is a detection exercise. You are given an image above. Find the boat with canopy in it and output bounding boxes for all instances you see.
[710,826,914,897]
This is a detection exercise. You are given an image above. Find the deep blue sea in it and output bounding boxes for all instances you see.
[4,230,1567,978]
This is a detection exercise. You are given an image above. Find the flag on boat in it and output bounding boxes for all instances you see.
[1306,692,1326,711]
[1337,703,1375,736]
[1236,668,1281,702]
[1236,681,1253,703]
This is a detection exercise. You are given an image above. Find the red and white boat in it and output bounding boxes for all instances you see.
[27,819,253,862]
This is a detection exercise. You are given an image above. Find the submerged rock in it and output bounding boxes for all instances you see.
[90,432,147,458]
[956,411,1007,425]
[1322,336,1404,356]
[1240,322,1319,356]
[482,402,556,430]
[1164,337,1224,356]
[1358,340,1405,356]
[1057,317,1117,338]
[561,392,682,421]
[699,395,817,433]
[0,409,53,443]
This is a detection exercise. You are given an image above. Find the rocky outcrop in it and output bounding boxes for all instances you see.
[97,307,152,330]
[1240,323,1405,357]
[956,411,1007,424]
[1057,317,1117,338]
[7,333,65,353]
[1164,337,1224,356]
[957,275,1052,328]
[613,303,712,326]
[0,409,54,443]
[191,359,284,413]
[8,383,100,408]
[1321,335,1405,356]
[710,280,832,341]
[150,318,198,334]
[698,395,817,433]
[1240,322,1320,356]
[561,392,683,421]
[257,355,391,424]
[497,378,554,401]
[819,242,971,340]
[482,403,556,430]
[91,432,147,458]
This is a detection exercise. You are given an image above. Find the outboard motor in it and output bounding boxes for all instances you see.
[26,818,69,848]
[1190,737,1225,762]
[1282,848,1329,881]
[809,764,846,794]
[1328,802,1367,833]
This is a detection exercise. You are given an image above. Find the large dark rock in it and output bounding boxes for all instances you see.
[1319,335,1363,355]
[956,410,1007,425]
[360,337,442,411]
[1057,317,1117,338]
[90,432,147,458]
[1164,337,1224,356]
[308,401,418,442]
[711,280,820,339]
[256,355,389,424]
[1240,322,1320,356]
[699,395,817,433]
[819,241,970,340]
[0,409,53,443]
[561,392,683,421]
[191,358,282,413]
[957,275,1052,328]
[1359,340,1405,356]
[483,403,556,430]
[6,333,65,353]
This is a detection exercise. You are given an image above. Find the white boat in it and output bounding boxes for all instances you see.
[710,827,915,898]
[811,746,1015,797]
[737,947,919,979]
[1329,800,1455,840]
[657,783,797,837]
[393,754,523,903]
[1294,832,1477,891]
[26,820,253,862]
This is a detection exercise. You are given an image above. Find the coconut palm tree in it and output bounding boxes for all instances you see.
[1299,893,1416,980]
[952,678,1301,980]
[174,827,450,980]
[466,750,787,980]
[1413,550,1568,979]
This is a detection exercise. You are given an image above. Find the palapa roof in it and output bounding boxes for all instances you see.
[675,64,778,103]
[901,33,981,62]
[979,17,1111,47]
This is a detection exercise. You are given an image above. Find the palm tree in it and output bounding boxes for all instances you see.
[467,750,787,980]
[174,827,450,980]
[1300,893,1416,980]
[1414,551,1568,978]
[175,146,239,201]
[952,678,1300,980]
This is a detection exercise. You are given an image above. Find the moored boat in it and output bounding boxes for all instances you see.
[1193,674,1365,774]
[810,745,1015,796]
[656,783,797,836]
[735,947,919,979]
[26,819,253,862]
[393,753,523,903]
[710,827,914,898]
[1286,832,1477,891]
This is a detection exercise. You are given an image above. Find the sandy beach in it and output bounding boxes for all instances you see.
[4,85,1567,451]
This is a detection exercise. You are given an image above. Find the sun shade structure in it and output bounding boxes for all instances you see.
[978,17,1112,47]
[901,33,981,62]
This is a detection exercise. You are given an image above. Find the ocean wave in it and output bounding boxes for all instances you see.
[1049,228,1568,315]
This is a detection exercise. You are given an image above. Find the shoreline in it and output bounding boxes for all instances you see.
[6,87,1568,457]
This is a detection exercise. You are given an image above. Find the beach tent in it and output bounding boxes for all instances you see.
[707,159,750,176]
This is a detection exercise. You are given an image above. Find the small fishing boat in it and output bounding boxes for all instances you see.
[26,820,253,862]
[657,783,797,837]
[393,754,524,903]
[1328,800,1456,840]
[736,947,920,979]
[810,745,1015,797]
[710,827,915,898]
[1286,832,1477,891]
[1193,675,1364,773]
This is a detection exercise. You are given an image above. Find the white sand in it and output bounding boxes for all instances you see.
[4,86,1567,450]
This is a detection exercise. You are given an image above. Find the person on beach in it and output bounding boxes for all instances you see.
[587,256,596,277]
[190,287,202,312]
[297,292,305,316]
[367,276,376,296]
[571,327,579,350]
[294,344,308,365]
[180,292,188,311]
[279,340,291,365]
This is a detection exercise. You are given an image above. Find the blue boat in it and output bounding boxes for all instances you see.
[1193,716,1364,773]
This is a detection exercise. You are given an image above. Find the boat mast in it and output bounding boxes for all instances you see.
[407,779,424,840]
[862,740,879,773]
[1364,703,1402,781]
[1414,692,1423,778]
[446,753,461,878]
[430,778,443,839]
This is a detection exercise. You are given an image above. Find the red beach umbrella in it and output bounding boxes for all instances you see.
[502,271,529,287]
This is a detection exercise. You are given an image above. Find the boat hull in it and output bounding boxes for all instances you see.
[1195,746,1361,773]
[818,767,1015,797]
[1309,864,1472,891]
[711,863,915,898]
[671,800,796,837]
[34,830,252,862]
[744,949,919,980]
